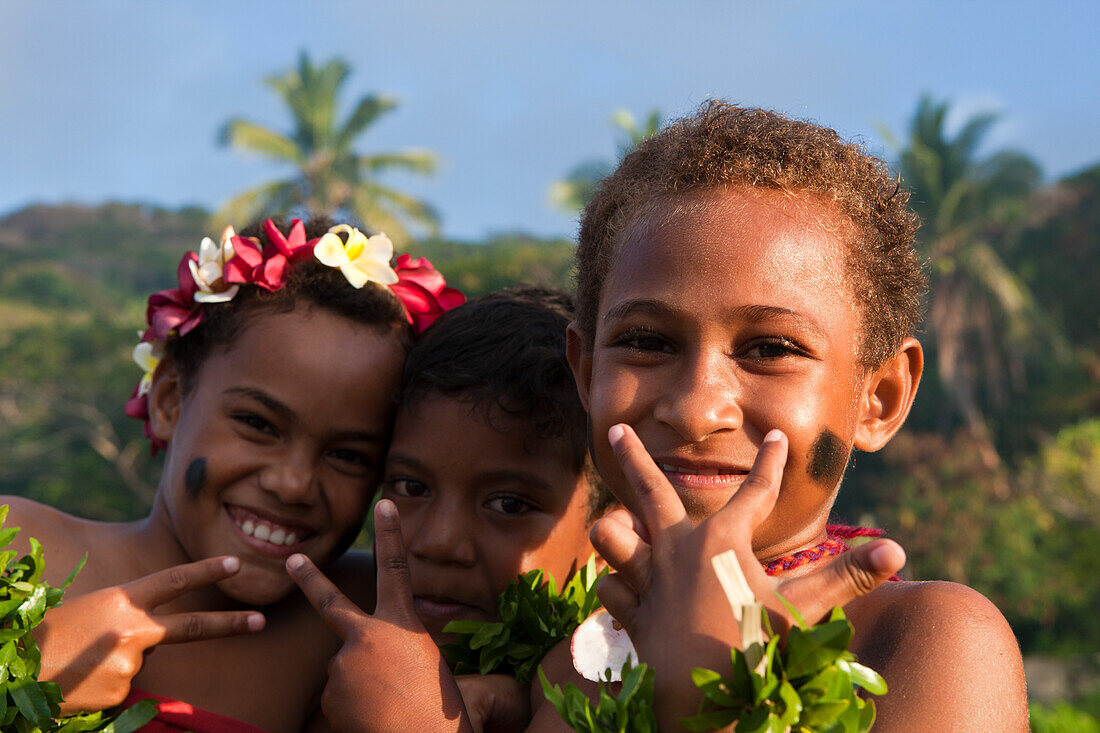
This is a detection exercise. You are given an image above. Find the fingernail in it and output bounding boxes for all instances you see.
[608,424,626,445]
[870,541,904,572]
[286,553,306,571]
[763,429,785,444]
[222,557,240,574]
[376,499,396,520]
[247,613,266,632]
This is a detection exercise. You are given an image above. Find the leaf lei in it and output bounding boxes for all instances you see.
[681,605,885,733]
[0,505,157,733]
[541,548,887,733]
[442,555,606,685]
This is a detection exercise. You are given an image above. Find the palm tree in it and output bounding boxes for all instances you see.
[889,95,1053,474]
[218,53,439,245]
[550,108,662,214]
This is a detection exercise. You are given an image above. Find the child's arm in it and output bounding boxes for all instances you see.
[288,499,475,733]
[591,425,905,730]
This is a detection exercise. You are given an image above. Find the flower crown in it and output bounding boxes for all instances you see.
[125,218,465,454]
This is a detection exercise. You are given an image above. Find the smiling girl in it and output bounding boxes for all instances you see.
[2,217,461,731]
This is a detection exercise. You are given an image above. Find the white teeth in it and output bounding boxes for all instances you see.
[252,524,271,542]
[241,520,255,536]
[268,528,286,545]
[284,532,299,546]
[658,463,725,476]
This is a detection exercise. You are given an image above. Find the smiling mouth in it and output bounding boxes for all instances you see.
[227,506,313,548]
[656,463,749,490]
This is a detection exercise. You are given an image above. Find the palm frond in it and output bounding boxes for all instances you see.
[361,182,440,233]
[338,95,399,150]
[358,149,438,175]
[213,179,301,227]
[220,120,302,164]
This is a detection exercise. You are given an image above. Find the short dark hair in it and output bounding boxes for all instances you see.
[400,286,614,521]
[576,100,925,367]
[167,217,410,393]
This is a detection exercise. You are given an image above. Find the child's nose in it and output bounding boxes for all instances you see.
[407,502,477,567]
[652,351,743,442]
[258,447,318,505]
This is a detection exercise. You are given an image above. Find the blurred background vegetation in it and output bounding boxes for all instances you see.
[1,54,1097,729]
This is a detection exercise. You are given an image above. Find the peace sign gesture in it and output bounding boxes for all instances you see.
[287,500,473,733]
[38,556,266,715]
[589,424,906,729]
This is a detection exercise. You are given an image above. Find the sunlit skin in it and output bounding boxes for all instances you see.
[573,186,872,560]
[6,306,407,731]
[382,395,598,643]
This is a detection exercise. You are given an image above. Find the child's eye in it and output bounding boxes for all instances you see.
[387,477,429,498]
[235,413,276,435]
[741,337,806,360]
[485,495,536,516]
[327,448,371,469]
[611,329,674,354]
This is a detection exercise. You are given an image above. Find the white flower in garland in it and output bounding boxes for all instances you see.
[314,225,399,289]
[132,340,163,397]
[190,225,240,303]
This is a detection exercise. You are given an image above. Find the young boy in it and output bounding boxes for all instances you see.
[562,101,1029,730]
[287,287,616,731]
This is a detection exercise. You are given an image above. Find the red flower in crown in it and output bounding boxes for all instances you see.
[145,251,203,341]
[389,254,466,334]
[124,383,166,454]
[224,219,316,291]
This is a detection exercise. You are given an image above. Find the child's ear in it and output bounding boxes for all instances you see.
[853,337,923,452]
[566,321,592,411]
[148,359,184,444]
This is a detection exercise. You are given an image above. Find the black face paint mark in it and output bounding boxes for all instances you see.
[807,430,849,487]
[184,457,208,499]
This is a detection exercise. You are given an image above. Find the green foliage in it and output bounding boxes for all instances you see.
[681,607,883,733]
[1029,701,1100,733]
[443,556,605,684]
[0,505,156,732]
[539,661,657,733]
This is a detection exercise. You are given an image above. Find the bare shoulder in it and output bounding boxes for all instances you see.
[846,580,1028,732]
[0,496,96,579]
[324,549,377,610]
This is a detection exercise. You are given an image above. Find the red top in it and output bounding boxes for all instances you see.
[122,688,269,733]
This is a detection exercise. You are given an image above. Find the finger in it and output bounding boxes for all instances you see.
[778,539,906,624]
[595,574,639,637]
[372,499,418,624]
[708,429,787,541]
[127,556,243,608]
[608,424,690,540]
[286,553,363,639]
[154,609,266,645]
[589,510,651,594]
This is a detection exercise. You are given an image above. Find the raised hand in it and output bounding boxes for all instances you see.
[287,499,474,733]
[589,424,905,728]
[36,556,266,715]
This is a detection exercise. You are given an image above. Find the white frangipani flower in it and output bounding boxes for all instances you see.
[314,225,399,289]
[133,340,164,397]
[190,225,240,303]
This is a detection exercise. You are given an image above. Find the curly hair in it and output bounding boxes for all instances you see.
[575,100,925,367]
[399,286,614,522]
[167,217,410,393]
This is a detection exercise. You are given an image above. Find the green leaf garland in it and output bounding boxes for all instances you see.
[443,555,606,684]
[0,505,157,733]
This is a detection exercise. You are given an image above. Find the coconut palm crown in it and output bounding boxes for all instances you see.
[218,53,439,245]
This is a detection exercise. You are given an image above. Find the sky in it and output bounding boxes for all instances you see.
[2,0,1097,241]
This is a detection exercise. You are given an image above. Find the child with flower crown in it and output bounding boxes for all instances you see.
[2,217,463,731]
